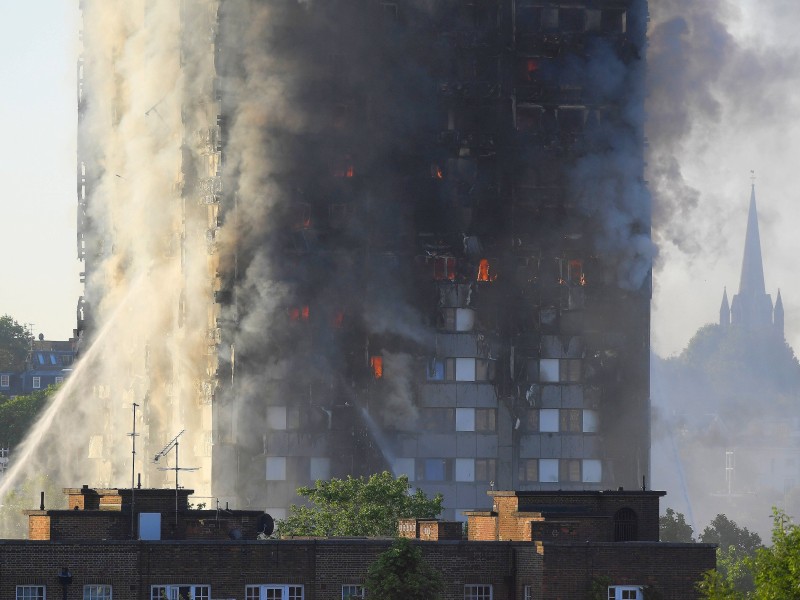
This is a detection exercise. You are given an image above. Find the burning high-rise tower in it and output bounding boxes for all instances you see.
[73,0,651,519]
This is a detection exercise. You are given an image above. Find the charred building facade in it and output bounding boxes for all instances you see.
[75,0,650,520]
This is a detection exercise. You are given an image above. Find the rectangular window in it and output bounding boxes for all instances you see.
[265,457,287,481]
[475,459,496,482]
[32,377,41,389]
[427,358,445,381]
[84,586,112,600]
[456,408,476,432]
[560,459,582,483]
[583,459,602,483]
[55,377,64,385]
[560,409,582,433]
[455,358,476,381]
[0,374,8,387]
[524,586,532,600]
[342,585,364,600]
[560,359,581,382]
[416,458,452,482]
[583,410,599,433]
[539,409,559,433]
[151,586,210,600]
[525,409,539,432]
[17,587,45,600]
[310,457,330,481]
[455,458,475,482]
[539,459,559,482]
[475,409,496,432]
[608,586,642,600]
[519,459,538,483]
[464,585,492,600]
[246,585,304,600]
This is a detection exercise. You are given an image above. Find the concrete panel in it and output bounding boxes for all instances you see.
[417,433,457,457]
[437,333,478,357]
[455,383,497,407]
[456,483,479,508]
[394,434,419,456]
[561,435,584,458]
[456,432,478,457]
[562,385,583,407]
[476,434,498,457]
[264,431,288,455]
[583,435,601,457]
[540,433,562,458]
[519,434,541,458]
[541,385,561,407]
[419,383,458,407]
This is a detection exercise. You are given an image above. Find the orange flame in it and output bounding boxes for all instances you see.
[431,164,443,179]
[370,356,383,379]
[289,305,310,322]
[477,258,497,282]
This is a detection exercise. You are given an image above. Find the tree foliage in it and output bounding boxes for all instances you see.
[0,388,54,449]
[364,536,443,600]
[697,510,800,599]
[0,315,30,372]
[700,514,762,555]
[276,471,443,537]
[660,508,695,542]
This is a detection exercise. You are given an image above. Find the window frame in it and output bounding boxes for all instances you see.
[16,586,46,600]
[608,586,642,600]
[464,584,493,600]
[83,585,112,600]
[150,585,210,600]
[32,376,41,389]
[246,584,304,600]
[0,374,8,387]
[342,584,364,600]
[55,376,64,385]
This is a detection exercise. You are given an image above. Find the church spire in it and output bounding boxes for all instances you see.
[720,287,730,327]
[775,289,785,338]
[729,182,775,330]
[738,184,767,296]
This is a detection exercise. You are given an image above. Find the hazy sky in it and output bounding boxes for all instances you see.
[1,1,799,357]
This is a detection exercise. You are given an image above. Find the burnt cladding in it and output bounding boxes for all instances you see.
[210,0,651,517]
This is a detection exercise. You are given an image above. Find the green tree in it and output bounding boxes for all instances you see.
[750,509,800,599]
[0,388,55,449]
[700,514,762,555]
[660,508,695,542]
[0,315,31,372]
[364,536,443,600]
[276,471,443,537]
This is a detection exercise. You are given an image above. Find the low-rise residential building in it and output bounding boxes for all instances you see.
[1,485,715,600]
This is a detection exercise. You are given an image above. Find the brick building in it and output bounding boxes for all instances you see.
[6,485,714,600]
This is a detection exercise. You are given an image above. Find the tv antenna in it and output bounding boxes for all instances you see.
[127,402,139,537]
[153,429,198,526]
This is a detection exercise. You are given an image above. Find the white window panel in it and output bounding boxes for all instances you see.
[246,584,304,600]
[583,459,602,483]
[464,584,492,600]
[17,587,45,600]
[151,586,210,600]
[455,358,476,381]
[84,585,112,600]
[342,585,364,600]
[455,308,476,331]
[539,409,559,433]
[608,586,642,600]
[310,457,330,481]
[394,458,415,480]
[32,377,41,389]
[1,374,10,387]
[539,459,559,482]
[266,457,286,481]
[266,406,287,430]
[456,408,476,432]
[455,458,475,482]
[583,410,599,433]
[539,359,559,382]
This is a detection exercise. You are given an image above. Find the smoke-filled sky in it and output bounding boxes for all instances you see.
[2,0,800,357]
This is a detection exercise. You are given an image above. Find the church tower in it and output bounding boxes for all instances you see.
[721,184,783,337]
